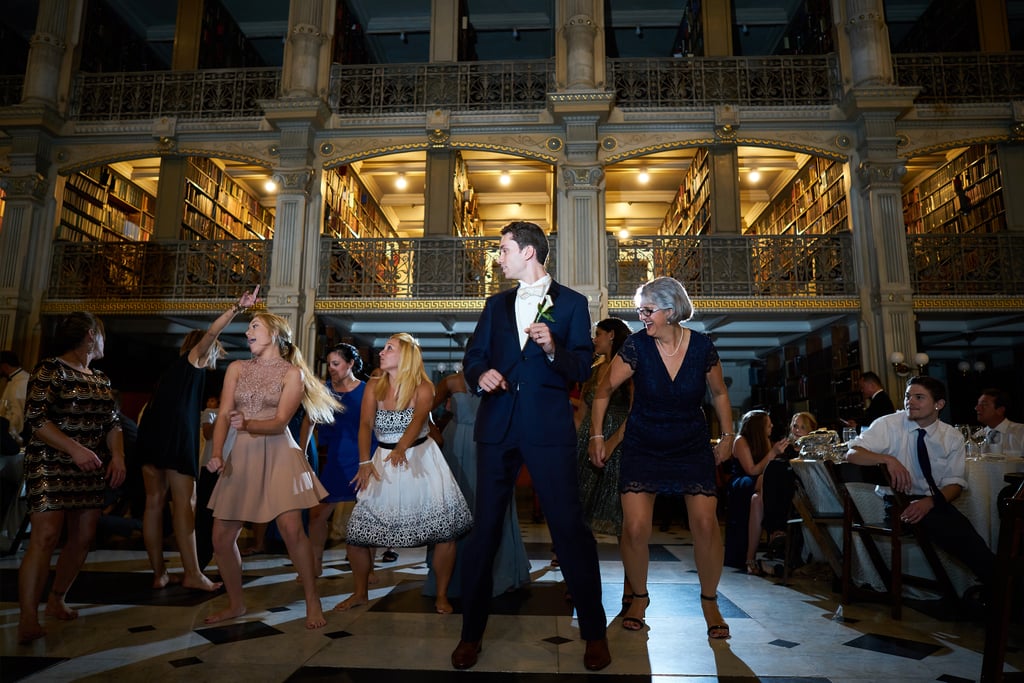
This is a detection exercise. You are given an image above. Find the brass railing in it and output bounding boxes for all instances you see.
[907,232,1024,295]
[68,68,281,120]
[48,239,268,299]
[609,232,856,297]
[608,55,842,108]
[893,53,1024,103]
[329,60,554,115]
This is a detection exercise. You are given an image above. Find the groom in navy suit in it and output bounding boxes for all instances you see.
[451,221,610,671]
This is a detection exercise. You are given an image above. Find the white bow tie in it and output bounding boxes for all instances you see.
[518,284,547,300]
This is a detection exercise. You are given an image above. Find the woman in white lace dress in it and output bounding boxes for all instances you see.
[334,333,472,615]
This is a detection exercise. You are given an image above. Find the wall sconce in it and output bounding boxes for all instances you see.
[890,351,929,377]
[957,359,987,375]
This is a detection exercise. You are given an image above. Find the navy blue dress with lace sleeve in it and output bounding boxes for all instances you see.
[617,328,720,497]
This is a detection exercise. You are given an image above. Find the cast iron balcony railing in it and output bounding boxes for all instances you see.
[48,239,269,299]
[329,60,554,116]
[609,232,856,298]
[68,68,281,121]
[907,232,1024,296]
[893,53,1024,103]
[0,76,23,108]
[609,55,842,108]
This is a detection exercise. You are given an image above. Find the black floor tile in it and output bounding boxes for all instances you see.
[843,632,946,660]
[196,620,284,644]
[169,656,203,668]
[0,568,255,607]
[0,655,69,682]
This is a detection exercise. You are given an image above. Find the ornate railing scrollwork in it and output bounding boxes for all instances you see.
[608,55,841,108]
[907,233,1024,296]
[893,53,1024,103]
[69,69,281,120]
[0,75,24,108]
[48,240,269,299]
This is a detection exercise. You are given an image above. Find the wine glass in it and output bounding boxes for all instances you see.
[969,428,988,457]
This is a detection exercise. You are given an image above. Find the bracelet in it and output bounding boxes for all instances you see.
[590,435,605,440]
[231,303,247,314]
[358,460,372,466]
[720,433,736,437]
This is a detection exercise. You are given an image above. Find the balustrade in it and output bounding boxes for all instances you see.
[893,53,1024,103]
[907,233,1024,296]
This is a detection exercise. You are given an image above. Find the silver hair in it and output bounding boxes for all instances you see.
[634,276,694,325]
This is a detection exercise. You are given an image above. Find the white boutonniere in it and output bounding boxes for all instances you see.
[535,294,555,323]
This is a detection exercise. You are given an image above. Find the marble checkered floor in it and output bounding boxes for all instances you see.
[0,509,1018,682]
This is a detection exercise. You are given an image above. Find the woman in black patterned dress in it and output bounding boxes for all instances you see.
[18,312,126,645]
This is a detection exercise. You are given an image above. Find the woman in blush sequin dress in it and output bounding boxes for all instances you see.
[205,313,341,629]
[334,333,472,615]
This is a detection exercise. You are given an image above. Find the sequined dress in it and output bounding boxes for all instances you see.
[207,356,328,522]
[346,407,473,548]
[618,329,720,496]
[23,358,120,513]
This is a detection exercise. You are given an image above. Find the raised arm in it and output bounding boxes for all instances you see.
[187,286,260,367]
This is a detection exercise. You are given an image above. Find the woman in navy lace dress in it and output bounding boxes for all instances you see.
[589,277,735,639]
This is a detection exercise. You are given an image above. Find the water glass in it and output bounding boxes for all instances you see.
[842,427,857,444]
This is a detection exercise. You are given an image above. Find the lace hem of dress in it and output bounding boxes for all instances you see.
[621,480,718,497]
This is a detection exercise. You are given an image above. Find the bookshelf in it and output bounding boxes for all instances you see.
[453,153,480,237]
[901,144,1005,235]
[323,165,396,239]
[57,166,155,242]
[182,157,273,241]
[748,155,848,235]
[660,147,711,235]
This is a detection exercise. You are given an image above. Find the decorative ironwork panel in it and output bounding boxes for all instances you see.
[893,53,1024,103]
[330,61,553,115]
[0,76,23,108]
[48,240,269,299]
[609,233,855,297]
[907,233,1024,295]
[69,69,281,120]
[609,55,840,108]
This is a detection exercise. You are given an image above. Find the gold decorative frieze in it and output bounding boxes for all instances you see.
[41,300,267,315]
[609,297,861,311]
[913,296,1024,311]
[315,299,486,313]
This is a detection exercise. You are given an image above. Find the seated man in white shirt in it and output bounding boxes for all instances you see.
[845,375,994,597]
[975,388,1024,454]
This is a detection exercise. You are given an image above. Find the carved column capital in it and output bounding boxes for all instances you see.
[562,165,604,191]
[274,170,315,195]
[0,173,49,201]
[856,159,905,186]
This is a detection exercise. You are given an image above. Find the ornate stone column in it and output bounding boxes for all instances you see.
[0,173,53,364]
[20,0,80,108]
[843,0,894,87]
[281,0,331,99]
[557,164,605,325]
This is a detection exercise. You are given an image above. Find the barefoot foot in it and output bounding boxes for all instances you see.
[152,572,182,589]
[17,623,46,645]
[332,595,368,612]
[368,571,380,586]
[435,597,453,614]
[44,594,79,621]
[204,605,247,624]
[182,575,223,592]
[306,600,326,629]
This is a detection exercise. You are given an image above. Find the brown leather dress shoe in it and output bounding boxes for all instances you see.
[451,640,482,670]
[583,637,611,671]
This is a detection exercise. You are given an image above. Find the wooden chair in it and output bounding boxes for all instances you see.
[982,472,1024,682]
[782,464,845,584]
[824,460,959,620]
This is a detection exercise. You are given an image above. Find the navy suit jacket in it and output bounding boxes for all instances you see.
[464,280,593,447]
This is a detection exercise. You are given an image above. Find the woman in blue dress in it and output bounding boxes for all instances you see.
[302,343,376,577]
[589,277,735,639]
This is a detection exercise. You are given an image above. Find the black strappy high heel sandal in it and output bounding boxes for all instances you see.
[700,593,731,639]
[622,592,650,631]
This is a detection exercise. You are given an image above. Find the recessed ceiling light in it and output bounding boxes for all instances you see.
[500,171,511,186]
[264,179,277,192]
[395,172,407,190]
[637,168,649,184]
[618,228,630,239]
[748,169,761,183]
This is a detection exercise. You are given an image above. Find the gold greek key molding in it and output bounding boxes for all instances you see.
[913,296,1024,311]
[608,297,862,311]
[41,300,268,315]
[315,299,485,313]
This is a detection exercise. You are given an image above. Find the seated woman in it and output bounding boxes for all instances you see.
[724,410,789,575]
[760,411,817,561]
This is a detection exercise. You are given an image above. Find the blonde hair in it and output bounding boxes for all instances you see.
[372,333,431,410]
[790,411,817,432]
[251,312,341,424]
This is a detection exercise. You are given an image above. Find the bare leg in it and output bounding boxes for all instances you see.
[430,541,456,614]
[307,502,336,577]
[44,508,100,621]
[142,465,176,588]
[17,510,65,644]
[619,492,656,626]
[334,544,372,610]
[745,492,765,571]
[241,522,268,555]
[685,493,729,638]
[167,470,222,591]
[277,509,325,629]
[204,518,245,624]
